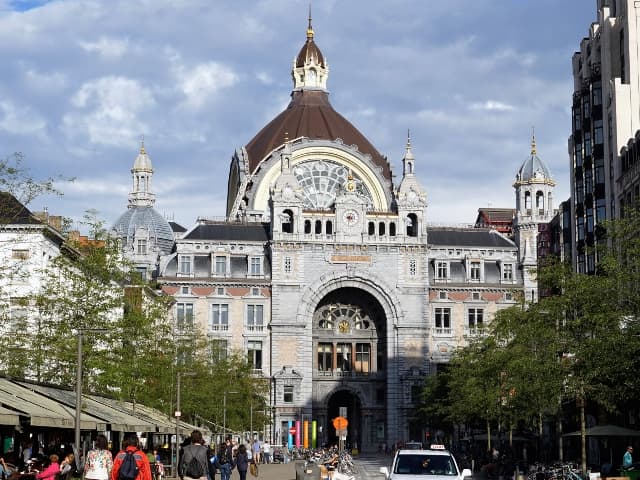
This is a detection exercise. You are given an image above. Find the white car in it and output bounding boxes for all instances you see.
[379,445,472,480]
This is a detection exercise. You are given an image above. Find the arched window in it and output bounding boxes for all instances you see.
[304,220,312,234]
[536,191,544,211]
[524,191,532,210]
[389,222,396,236]
[282,209,293,233]
[378,222,386,236]
[406,213,418,237]
[368,222,375,235]
[326,220,333,235]
[315,220,322,234]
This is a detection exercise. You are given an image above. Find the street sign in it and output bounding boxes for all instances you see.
[175,411,181,417]
[332,416,348,430]
[289,427,297,435]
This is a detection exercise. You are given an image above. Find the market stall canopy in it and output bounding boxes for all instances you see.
[0,378,106,429]
[562,425,640,437]
[17,382,156,432]
[0,405,20,426]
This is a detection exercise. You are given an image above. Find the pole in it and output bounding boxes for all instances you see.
[250,401,253,441]
[75,330,83,467]
[175,372,181,475]
[223,391,226,439]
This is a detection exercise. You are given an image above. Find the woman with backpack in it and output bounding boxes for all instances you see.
[111,434,151,480]
[216,437,234,480]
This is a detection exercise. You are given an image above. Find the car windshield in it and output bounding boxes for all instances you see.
[393,454,458,476]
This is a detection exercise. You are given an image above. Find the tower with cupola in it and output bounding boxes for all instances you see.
[513,133,556,302]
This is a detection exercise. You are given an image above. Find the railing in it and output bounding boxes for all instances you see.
[211,324,229,331]
[245,325,264,332]
[433,327,452,336]
[314,370,382,379]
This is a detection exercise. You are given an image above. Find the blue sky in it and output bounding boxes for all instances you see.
[0,0,596,229]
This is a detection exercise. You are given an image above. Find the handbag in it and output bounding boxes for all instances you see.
[249,462,258,477]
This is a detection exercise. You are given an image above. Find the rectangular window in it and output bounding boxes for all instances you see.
[250,257,262,275]
[283,385,294,403]
[434,308,451,335]
[468,308,484,333]
[505,292,513,301]
[181,286,190,294]
[355,343,370,373]
[336,343,352,372]
[594,119,603,145]
[137,239,147,254]
[409,259,417,276]
[217,287,225,295]
[210,339,228,362]
[592,81,602,106]
[438,291,447,300]
[214,256,226,275]
[470,261,481,281]
[11,249,30,260]
[176,303,194,327]
[247,340,262,371]
[436,261,448,280]
[211,304,229,331]
[584,132,592,157]
[247,304,264,331]
[284,256,292,273]
[317,343,333,373]
[503,264,513,281]
[179,256,192,274]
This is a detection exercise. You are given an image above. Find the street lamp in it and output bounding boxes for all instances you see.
[175,372,195,474]
[75,328,107,471]
[223,391,238,439]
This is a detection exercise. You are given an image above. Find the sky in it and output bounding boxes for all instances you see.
[0,0,597,230]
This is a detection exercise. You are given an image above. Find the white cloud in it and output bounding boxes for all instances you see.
[172,60,238,108]
[0,100,46,134]
[79,36,130,59]
[469,101,516,112]
[63,76,155,146]
[23,67,67,91]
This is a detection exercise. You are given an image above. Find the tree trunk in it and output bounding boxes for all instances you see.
[487,419,492,451]
[579,391,587,475]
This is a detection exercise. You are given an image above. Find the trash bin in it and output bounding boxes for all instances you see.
[295,461,321,480]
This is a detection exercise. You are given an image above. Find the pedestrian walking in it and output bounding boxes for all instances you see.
[262,441,271,464]
[251,440,261,465]
[111,434,152,480]
[216,436,234,480]
[179,430,211,480]
[234,445,249,480]
[84,435,114,480]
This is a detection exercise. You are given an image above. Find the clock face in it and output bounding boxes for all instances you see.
[343,209,359,226]
[338,320,350,333]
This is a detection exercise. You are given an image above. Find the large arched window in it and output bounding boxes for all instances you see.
[406,213,418,237]
[282,209,293,233]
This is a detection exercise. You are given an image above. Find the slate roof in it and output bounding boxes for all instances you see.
[0,191,41,225]
[169,221,187,233]
[184,222,271,242]
[244,90,391,181]
[428,227,515,248]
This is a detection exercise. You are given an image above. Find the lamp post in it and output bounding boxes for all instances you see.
[223,391,238,439]
[175,372,195,475]
[75,328,107,471]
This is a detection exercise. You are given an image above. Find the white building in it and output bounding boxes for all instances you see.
[113,17,556,450]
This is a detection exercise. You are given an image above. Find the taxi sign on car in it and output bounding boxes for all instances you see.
[379,445,472,480]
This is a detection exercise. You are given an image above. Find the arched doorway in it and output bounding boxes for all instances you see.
[311,287,388,452]
[327,389,362,450]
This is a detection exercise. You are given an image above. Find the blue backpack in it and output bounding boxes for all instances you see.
[118,450,140,480]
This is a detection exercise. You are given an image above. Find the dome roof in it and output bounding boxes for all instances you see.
[245,90,391,180]
[133,143,152,171]
[517,153,552,182]
[296,33,325,68]
[113,206,174,254]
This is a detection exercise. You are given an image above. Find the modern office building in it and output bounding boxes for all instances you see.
[569,0,640,273]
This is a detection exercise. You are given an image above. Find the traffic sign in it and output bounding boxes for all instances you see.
[289,427,297,435]
[332,416,348,430]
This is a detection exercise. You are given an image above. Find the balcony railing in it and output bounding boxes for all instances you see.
[246,325,265,332]
[211,324,229,331]
[314,369,382,379]
[433,327,452,336]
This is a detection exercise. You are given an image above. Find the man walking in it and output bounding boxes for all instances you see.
[111,434,152,480]
[179,431,211,480]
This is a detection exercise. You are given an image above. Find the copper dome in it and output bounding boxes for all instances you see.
[296,36,325,68]
[245,90,391,181]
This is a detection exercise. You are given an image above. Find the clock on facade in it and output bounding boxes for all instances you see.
[342,209,359,226]
[338,320,350,333]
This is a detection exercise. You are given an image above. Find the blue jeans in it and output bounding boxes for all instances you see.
[219,464,232,480]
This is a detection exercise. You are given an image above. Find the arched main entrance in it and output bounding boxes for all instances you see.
[310,287,388,452]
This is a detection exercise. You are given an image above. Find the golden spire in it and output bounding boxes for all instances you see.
[140,135,146,155]
[307,4,314,39]
[530,127,537,155]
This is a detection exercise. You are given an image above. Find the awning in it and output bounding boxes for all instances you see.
[0,378,106,429]
[0,405,20,426]
[18,382,156,432]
